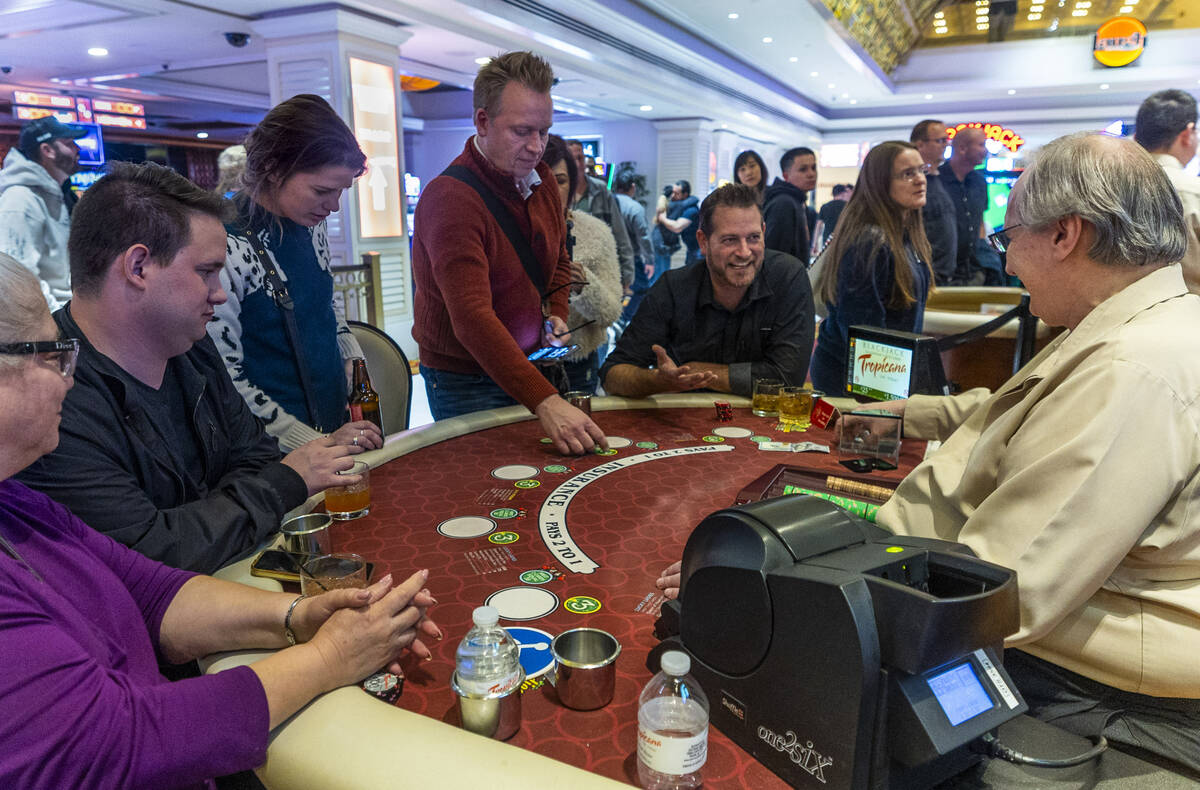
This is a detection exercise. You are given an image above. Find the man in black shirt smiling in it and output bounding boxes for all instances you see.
[600,184,814,398]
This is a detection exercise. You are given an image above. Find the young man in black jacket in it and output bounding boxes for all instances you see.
[17,162,367,572]
[763,146,818,264]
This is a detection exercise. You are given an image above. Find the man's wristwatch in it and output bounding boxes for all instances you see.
[284,594,308,646]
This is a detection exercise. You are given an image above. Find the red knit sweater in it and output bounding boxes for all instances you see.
[412,139,572,410]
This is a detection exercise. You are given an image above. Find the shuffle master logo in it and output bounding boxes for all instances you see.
[757,725,834,784]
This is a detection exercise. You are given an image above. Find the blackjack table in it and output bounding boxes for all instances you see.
[205,394,1196,790]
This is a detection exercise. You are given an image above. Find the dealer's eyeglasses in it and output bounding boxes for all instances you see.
[987,224,1023,254]
[893,163,933,183]
[0,338,80,378]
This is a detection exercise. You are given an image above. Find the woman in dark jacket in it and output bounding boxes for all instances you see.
[810,141,934,394]
[733,149,768,203]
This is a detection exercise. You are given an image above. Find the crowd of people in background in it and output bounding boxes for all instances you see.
[1,37,1200,787]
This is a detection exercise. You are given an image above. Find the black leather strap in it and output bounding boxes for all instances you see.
[441,165,546,295]
[239,226,326,432]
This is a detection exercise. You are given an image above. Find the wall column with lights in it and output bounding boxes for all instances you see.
[249,9,416,355]
[654,119,719,202]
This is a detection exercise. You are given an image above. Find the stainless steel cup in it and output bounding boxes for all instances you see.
[546,628,621,710]
[451,669,524,740]
[564,390,592,416]
[280,513,333,556]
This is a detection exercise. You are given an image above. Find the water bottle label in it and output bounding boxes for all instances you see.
[637,725,708,774]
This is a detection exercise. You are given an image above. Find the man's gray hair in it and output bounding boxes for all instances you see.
[1011,132,1187,267]
[0,253,52,369]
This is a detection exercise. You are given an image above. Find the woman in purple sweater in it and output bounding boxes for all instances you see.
[0,255,439,789]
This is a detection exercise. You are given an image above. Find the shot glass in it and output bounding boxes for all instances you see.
[752,378,783,417]
[325,461,369,520]
[301,552,367,595]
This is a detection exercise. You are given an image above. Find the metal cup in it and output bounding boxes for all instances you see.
[564,390,592,416]
[451,669,524,740]
[546,628,621,710]
[280,513,333,556]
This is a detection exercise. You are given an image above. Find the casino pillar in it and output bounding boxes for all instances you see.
[655,119,718,204]
[250,9,416,355]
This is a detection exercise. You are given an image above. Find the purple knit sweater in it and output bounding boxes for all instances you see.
[0,479,269,789]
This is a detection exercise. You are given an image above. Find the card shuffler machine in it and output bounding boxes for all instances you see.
[653,496,1029,789]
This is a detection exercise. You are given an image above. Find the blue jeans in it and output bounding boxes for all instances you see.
[420,365,518,421]
[621,253,671,325]
[562,351,599,394]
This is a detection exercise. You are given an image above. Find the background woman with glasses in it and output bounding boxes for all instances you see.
[541,135,622,394]
[810,140,936,394]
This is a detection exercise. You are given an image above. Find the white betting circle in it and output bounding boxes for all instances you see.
[605,436,633,448]
[713,426,753,438]
[491,464,540,480]
[436,516,497,539]
[486,586,560,621]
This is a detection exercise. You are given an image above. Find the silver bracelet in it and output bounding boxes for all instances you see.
[284,594,308,646]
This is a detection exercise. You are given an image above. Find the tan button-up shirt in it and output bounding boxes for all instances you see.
[879,265,1200,697]
[1154,153,1200,295]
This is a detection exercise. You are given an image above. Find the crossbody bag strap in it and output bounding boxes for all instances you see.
[239,227,326,433]
[441,165,546,295]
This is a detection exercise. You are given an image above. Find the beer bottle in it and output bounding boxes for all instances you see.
[348,358,384,435]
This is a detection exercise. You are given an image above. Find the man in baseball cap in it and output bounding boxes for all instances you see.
[0,116,88,309]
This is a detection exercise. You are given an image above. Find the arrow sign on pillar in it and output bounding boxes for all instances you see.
[368,166,387,212]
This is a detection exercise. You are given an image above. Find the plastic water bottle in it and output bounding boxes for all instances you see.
[637,651,709,789]
[454,606,521,696]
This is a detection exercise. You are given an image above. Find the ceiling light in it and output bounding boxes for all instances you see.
[196,132,209,139]
[789,56,798,62]
[742,111,761,121]
[810,71,819,77]
[1028,13,1042,19]
[1118,4,1131,10]
[1100,83,1110,90]
[1075,1,1090,6]
[850,99,858,104]
[1008,89,1017,95]
[728,12,739,19]
[474,57,491,65]
[1030,4,1043,9]
[762,36,773,43]
[936,27,948,33]
[639,104,653,111]
[977,22,990,28]
[925,93,934,99]
[1071,9,1088,15]
[841,92,849,98]
[87,47,108,57]
[935,10,944,17]
[828,82,836,88]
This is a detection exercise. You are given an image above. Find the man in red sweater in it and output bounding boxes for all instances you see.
[412,51,606,455]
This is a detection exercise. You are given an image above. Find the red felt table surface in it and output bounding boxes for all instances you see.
[329,406,923,788]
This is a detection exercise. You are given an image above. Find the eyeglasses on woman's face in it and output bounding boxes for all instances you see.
[0,339,80,379]
[892,163,934,183]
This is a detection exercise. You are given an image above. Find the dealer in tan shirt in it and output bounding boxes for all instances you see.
[877,132,1200,773]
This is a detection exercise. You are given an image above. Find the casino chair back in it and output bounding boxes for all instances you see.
[347,320,412,433]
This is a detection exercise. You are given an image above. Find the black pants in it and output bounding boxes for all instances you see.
[1006,649,1200,778]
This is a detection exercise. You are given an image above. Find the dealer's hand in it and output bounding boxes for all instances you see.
[535,394,609,456]
[651,345,718,392]
[656,560,682,600]
[544,314,571,347]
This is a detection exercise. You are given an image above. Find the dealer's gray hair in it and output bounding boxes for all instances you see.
[1011,132,1186,267]
[0,253,53,369]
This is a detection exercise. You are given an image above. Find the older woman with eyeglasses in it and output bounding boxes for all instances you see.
[809,141,936,394]
[0,253,439,788]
